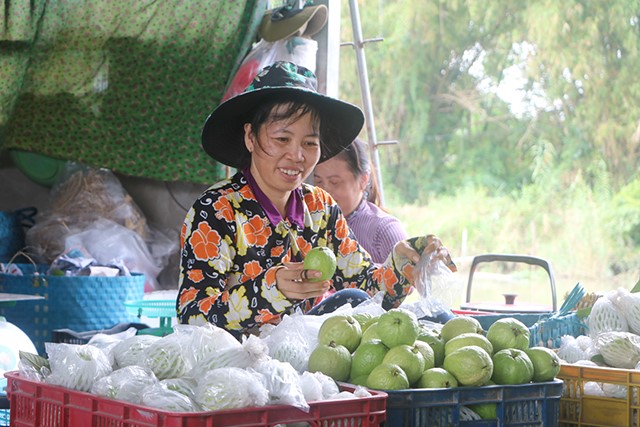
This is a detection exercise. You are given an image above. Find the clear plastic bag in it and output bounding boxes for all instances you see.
[90,365,158,404]
[222,36,318,101]
[44,342,113,392]
[251,358,309,412]
[25,164,178,290]
[407,252,461,323]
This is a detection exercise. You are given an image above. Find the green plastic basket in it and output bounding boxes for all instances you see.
[124,300,176,336]
[124,300,176,318]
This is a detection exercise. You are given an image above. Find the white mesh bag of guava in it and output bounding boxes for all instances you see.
[595,331,640,369]
[610,287,640,335]
[587,295,628,339]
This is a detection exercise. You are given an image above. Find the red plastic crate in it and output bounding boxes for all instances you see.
[5,371,387,427]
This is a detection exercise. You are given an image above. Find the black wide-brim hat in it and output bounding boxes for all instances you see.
[202,61,364,169]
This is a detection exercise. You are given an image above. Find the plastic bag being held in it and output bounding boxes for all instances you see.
[410,248,461,324]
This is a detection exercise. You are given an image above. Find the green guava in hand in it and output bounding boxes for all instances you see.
[303,247,337,281]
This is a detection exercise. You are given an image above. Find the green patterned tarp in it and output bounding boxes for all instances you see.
[0,0,266,183]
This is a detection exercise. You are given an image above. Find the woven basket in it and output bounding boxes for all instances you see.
[0,264,144,355]
[0,208,36,263]
[529,312,586,348]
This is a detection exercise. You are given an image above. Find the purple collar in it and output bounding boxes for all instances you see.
[243,168,305,229]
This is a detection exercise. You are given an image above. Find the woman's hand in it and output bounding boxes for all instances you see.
[275,261,332,301]
[395,235,457,272]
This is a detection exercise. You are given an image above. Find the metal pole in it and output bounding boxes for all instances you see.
[347,0,386,206]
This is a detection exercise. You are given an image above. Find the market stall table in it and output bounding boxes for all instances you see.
[0,293,45,305]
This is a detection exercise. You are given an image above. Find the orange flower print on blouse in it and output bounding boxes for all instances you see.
[213,197,235,223]
[296,236,312,255]
[402,263,414,280]
[197,287,222,315]
[187,269,205,283]
[180,223,187,249]
[241,260,264,282]
[373,266,399,297]
[342,280,358,289]
[189,222,221,261]
[335,216,349,240]
[264,266,279,288]
[177,172,414,336]
[255,308,280,325]
[178,287,199,311]
[239,185,256,201]
[244,215,272,247]
[304,191,324,212]
[338,237,358,256]
[271,246,284,257]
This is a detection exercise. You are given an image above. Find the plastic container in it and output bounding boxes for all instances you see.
[124,299,176,336]
[0,316,37,372]
[384,380,564,426]
[471,312,586,348]
[0,264,145,355]
[0,377,9,427]
[558,364,640,427]
[51,322,150,344]
[5,371,387,427]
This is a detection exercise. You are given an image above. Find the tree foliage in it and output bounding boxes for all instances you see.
[339,0,640,204]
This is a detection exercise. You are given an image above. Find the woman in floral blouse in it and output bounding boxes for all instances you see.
[177,61,454,338]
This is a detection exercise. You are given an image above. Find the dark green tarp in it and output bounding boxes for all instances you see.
[0,0,266,183]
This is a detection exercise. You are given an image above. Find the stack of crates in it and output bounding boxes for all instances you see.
[558,364,640,426]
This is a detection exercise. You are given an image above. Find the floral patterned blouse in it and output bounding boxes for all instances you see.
[177,171,417,337]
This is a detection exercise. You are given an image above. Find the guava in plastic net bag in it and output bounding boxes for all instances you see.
[90,365,157,404]
[112,334,161,369]
[141,382,200,412]
[251,358,309,412]
[188,334,269,375]
[195,367,269,411]
[45,342,113,392]
[175,323,243,368]
[260,312,319,373]
[143,332,191,380]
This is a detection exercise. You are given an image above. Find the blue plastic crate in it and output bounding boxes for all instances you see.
[1,377,9,427]
[384,380,564,426]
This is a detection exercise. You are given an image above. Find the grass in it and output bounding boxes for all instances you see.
[386,185,640,311]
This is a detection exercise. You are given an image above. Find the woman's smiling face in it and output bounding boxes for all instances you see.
[244,104,322,205]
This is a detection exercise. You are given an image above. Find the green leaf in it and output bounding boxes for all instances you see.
[590,354,607,367]
[19,350,50,374]
[631,278,640,293]
[575,307,592,319]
